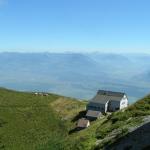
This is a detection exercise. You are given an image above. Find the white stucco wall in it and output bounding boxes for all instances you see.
[105,101,109,113]
[120,95,128,109]
[87,121,90,127]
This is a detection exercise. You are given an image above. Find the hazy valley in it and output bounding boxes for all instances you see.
[0,52,150,103]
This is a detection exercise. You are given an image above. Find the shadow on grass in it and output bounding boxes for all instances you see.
[69,110,87,134]
[71,110,87,122]
[69,127,86,134]
[69,128,78,134]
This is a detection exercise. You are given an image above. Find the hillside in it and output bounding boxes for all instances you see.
[0,88,86,150]
[0,88,150,150]
[68,94,150,150]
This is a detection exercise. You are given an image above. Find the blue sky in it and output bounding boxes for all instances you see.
[0,0,150,53]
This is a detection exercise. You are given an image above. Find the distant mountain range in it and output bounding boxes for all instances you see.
[0,52,150,103]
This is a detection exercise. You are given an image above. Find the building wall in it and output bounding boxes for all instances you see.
[87,121,90,127]
[105,101,109,113]
[120,95,128,109]
[86,116,97,121]
[108,95,128,111]
[108,100,120,112]
[87,95,128,113]
[87,102,106,113]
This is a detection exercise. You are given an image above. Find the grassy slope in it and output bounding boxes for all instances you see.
[0,88,150,150]
[0,88,86,150]
[68,95,150,150]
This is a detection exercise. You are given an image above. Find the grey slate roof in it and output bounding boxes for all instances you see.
[86,110,101,118]
[90,90,125,104]
[97,90,125,97]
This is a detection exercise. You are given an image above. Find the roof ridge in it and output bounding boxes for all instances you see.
[97,90,125,96]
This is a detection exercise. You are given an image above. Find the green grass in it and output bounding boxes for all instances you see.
[0,88,86,150]
[0,88,150,150]
[68,94,150,150]
[92,95,150,149]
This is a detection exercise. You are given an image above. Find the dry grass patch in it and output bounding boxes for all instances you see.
[50,97,87,120]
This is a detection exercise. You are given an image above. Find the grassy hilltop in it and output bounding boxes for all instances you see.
[0,88,150,150]
[0,88,86,150]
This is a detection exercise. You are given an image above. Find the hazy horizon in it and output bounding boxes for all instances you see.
[0,50,150,55]
[0,52,150,103]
